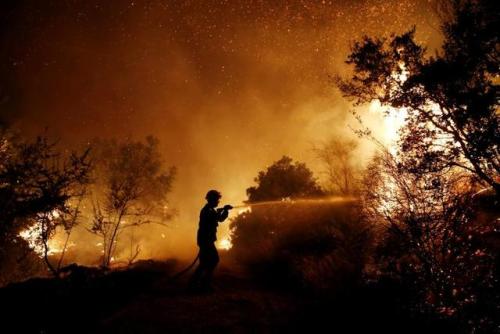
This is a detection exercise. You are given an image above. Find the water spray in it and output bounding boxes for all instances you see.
[170,196,357,281]
[231,196,357,210]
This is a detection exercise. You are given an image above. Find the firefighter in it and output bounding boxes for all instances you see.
[189,189,232,292]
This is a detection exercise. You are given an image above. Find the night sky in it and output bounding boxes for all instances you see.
[0,0,443,258]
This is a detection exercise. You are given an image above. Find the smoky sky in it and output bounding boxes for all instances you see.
[0,0,443,259]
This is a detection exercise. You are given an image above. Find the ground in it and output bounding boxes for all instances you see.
[96,266,301,333]
[0,257,459,334]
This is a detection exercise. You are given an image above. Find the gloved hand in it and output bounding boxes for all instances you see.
[223,204,233,211]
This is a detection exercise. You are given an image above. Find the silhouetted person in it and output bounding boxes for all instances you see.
[189,190,232,292]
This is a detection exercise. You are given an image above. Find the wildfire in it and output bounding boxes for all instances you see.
[369,98,455,158]
[19,224,45,256]
[366,64,410,155]
[217,237,233,250]
[366,66,408,213]
[369,99,408,155]
[19,224,73,257]
[365,64,457,215]
[18,210,70,257]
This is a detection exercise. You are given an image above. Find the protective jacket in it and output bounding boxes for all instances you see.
[197,204,228,245]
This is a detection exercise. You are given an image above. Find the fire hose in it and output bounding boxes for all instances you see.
[170,252,200,280]
[170,204,234,280]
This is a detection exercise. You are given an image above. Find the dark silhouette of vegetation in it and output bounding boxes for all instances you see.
[0,130,90,243]
[0,237,44,286]
[0,129,91,279]
[21,186,88,277]
[55,190,86,273]
[246,156,324,202]
[362,150,498,330]
[231,203,372,292]
[337,0,499,195]
[337,1,499,331]
[230,156,371,291]
[88,136,176,268]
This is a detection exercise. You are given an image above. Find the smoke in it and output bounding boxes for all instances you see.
[1,0,443,263]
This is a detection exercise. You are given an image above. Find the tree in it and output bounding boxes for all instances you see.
[22,186,88,277]
[337,0,499,194]
[313,138,361,195]
[361,150,497,329]
[232,156,324,259]
[55,188,86,273]
[88,136,176,268]
[0,132,90,241]
[246,156,324,202]
[0,129,91,278]
[336,1,499,329]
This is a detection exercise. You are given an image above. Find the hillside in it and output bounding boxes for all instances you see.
[0,257,459,334]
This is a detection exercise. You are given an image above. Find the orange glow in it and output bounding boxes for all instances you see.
[18,210,67,257]
[368,100,408,154]
[217,237,233,250]
[7,1,442,264]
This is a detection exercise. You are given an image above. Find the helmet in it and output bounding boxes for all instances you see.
[205,189,222,201]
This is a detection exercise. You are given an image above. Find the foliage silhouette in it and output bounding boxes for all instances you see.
[0,128,91,278]
[337,0,499,194]
[337,1,500,331]
[88,136,176,268]
[230,156,371,291]
[246,156,324,202]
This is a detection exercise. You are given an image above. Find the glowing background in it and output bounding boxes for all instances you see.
[0,0,443,261]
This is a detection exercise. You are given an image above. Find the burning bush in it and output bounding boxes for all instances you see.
[361,151,499,332]
[0,128,91,282]
[336,1,500,331]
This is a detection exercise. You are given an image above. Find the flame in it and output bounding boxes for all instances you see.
[366,65,457,214]
[369,100,407,151]
[366,101,407,213]
[217,237,233,250]
[19,224,44,256]
[369,98,454,159]
[18,210,67,257]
